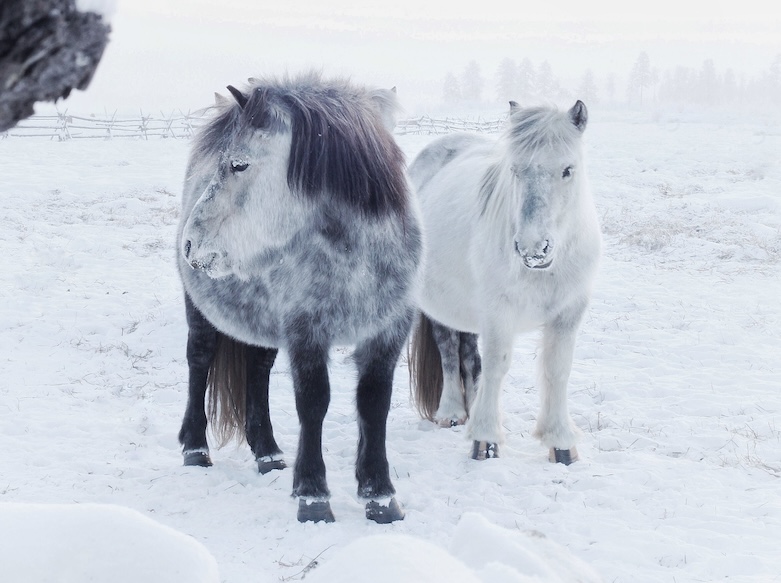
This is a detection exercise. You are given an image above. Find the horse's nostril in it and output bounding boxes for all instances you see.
[184,240,192,259]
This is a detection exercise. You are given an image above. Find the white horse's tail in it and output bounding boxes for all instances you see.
[408,312,444,420]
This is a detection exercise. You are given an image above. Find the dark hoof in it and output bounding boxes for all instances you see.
[183,451,212,467]
[549,447,579,465]
[365,497,405,524]
[257,457,286,475]
[297,499,335,523]
[471,440,499,460]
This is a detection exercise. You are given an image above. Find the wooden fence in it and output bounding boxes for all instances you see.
[1,112,202,140]
[394,115,506,135]
[2,111,507,140]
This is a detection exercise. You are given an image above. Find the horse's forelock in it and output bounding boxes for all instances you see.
[193,102,242,160]
[480,106,584,218]
[505,107,583,162]
[282,80,408,217]
[192,73,408,217]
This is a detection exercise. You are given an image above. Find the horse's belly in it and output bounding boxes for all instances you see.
[180,227,420,348]
[416,173,483,333]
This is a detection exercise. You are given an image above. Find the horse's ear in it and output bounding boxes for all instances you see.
[569,100,588,132]
[370,87,401,131]
[226,85,248,109]
[214,92,230,106]
[509,100,520,113]
[391,86,397,94]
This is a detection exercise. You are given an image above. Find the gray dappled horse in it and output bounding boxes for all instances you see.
[409,101,601,465]
[177,73,422,523]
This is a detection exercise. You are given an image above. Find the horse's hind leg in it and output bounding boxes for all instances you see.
[244,345,285,474]
[179,294,217,467]
[431,320,468,426]
[459,331,481,412]
[353,316,410,524]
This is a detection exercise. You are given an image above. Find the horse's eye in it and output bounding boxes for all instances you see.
[562,166,574,179]
[231,160,249,173]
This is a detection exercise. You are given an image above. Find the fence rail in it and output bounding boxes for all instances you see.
[394,115,506,135]
[2,112,507,140]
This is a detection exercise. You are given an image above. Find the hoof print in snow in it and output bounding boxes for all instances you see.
[365,497,405,524]
[297,499,335,523]
[549,447,578,465]
[183,451,213,467]
[471,440,499,460]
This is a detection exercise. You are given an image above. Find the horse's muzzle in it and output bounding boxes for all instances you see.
[183,238,224,276]
[515,239,554,270]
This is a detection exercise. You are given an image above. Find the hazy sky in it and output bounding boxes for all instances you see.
[50,0,781,115]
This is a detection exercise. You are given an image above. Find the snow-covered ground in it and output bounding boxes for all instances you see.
[1,108,780,582]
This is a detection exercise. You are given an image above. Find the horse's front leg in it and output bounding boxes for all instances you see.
[287,328,333,523]
[466,323,514,460]
[533,310,585,465]
[353,315,411,524]
[179,294,217,467]
[244,345,285,474]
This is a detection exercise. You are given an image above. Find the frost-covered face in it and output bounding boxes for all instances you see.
[510,157,579,270]
[507,101,587,271]
[180,114,308,280]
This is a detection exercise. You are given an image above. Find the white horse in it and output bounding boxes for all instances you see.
[408,101,601,464]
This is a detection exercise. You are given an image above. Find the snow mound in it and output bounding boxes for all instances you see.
[451,512,603,583]
[0,503,219,583]
[306,512,601,583]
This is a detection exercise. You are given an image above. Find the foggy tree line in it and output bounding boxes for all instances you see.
[442,53,781,111]
[629,51,781,109]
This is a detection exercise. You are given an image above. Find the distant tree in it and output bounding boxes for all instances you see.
[604,73,616,103]
[723,68,739,106]
[517,58,536,103]
[770,54,781,104]
[495,58,518,104]
[442,71,461,104]
[535,60,558,100]
[650,67,660,102]
[697,59,720,106]
[577,69,599,105]
[672,66,696,104]
[460,61,484,103]
[628,51,652,105]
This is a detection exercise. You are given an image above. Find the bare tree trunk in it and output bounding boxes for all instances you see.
[0,0,110,131]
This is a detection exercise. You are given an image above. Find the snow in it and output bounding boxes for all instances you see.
[1,108,780,582]
[2,502,219,582]
[76,0,117,20]
[305,512,601,583]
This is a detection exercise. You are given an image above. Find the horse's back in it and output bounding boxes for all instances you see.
[408,133,491,193]
[408,134,495,333]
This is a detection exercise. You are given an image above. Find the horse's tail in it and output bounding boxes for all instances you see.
[408,312,443,421]
[207,332,247,447]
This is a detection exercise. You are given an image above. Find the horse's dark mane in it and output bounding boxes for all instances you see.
[194,72,408,217]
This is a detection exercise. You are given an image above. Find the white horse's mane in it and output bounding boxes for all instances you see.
[479,105,584,231]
